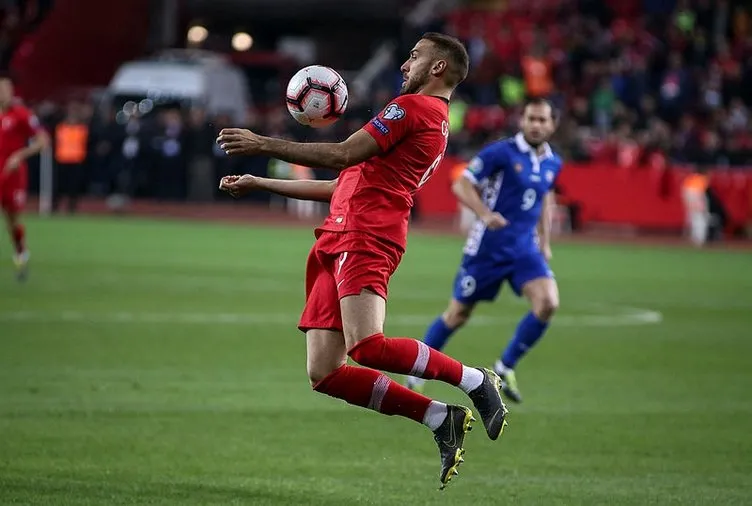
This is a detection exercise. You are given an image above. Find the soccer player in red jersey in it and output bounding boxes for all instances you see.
[217,33,507,488]
[0,73,49,281]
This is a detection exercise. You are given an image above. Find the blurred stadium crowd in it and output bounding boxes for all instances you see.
[6,0,752,207]
[438,0,752,168]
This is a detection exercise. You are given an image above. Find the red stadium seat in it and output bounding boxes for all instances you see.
[484,107,506,130]
[483,12,508,39]
[464,107,487,133]
[605,0,642,19]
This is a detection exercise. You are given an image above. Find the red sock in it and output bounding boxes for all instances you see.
[313,364,431,423]
[348,333,463,386]
[12,224,25,254]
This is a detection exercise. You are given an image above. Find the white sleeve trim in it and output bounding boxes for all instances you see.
[462,169,480,186]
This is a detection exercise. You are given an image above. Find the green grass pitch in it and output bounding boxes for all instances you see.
[1,216,751,505]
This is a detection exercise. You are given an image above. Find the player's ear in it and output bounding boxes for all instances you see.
[431,59,447,77]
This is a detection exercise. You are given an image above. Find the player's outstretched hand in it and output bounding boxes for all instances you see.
[219,174,259,198]
[216,128,263,156]
[481,211,508,230]
[4,153,21,173]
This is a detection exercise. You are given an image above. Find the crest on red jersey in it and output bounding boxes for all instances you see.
[383,103,405,121]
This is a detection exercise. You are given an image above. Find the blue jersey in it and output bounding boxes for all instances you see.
[462,133,563,263]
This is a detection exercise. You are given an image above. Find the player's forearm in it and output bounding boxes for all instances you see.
[14,132,49,160]
[453,177,492,219]
[538,193,555,246]
[258,137,349,172]
[255,177,336,202]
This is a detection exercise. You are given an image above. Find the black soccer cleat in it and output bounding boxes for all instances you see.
[467,368,508,441]
[433,404,475,490]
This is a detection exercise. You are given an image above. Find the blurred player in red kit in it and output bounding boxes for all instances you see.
[217,33,507,488]
[0,73,49,281]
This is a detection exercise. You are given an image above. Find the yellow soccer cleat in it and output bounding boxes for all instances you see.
[13,251,29,282]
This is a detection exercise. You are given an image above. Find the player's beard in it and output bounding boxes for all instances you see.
[400,68,430,95]
[526,138,542,148]
[524,132,546,148]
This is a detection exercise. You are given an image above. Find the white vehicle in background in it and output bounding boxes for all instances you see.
[106,49,251,123]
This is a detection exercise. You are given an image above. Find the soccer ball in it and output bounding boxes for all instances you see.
[285,65,348,128]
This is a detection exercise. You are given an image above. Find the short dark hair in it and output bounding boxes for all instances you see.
[421,32,469,87]
[523,97,559,122]
[0,70,14,82]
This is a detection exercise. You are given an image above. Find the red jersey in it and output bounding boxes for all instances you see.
[318,94,450,251]
[0,103,42,181]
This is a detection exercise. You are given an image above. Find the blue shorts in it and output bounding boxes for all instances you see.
[452,253,553,304]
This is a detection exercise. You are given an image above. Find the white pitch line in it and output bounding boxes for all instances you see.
[0,307,662,328]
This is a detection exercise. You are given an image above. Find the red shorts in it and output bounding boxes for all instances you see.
[298,230,404,333]
[0,173,27,214]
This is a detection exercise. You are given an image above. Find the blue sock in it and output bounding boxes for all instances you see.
[423,316,457,351]
[501,312,549,368]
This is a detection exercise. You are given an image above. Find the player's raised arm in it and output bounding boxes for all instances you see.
[217,93,424,171]
[216,128,380,172]
[219,174,337,202]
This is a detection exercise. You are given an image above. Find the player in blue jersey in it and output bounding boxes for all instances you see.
[406,98,561,403]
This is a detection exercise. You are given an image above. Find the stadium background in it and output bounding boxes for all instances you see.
[1,1,751,505]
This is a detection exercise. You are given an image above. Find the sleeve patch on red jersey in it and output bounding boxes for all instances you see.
[370,118,390,135]
[382,103,406,121]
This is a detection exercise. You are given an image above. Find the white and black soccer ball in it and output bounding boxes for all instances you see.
[285,65,348,128]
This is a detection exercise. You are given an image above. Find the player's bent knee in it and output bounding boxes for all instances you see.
[443,308,472,329]
[305,329,347,388]
[443,300,474,329]
[2,212,17,228]
[307,353,347,388]
[534,295,559,321]
[307,363,339,388]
